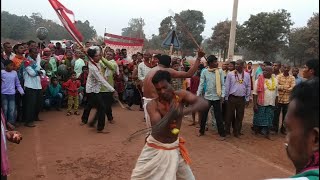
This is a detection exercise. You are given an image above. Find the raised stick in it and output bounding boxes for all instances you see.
[168,9,207,60]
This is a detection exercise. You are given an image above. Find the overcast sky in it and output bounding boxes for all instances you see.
[1,0,319,39]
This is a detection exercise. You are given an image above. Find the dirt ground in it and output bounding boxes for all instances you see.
[7,103,295,180]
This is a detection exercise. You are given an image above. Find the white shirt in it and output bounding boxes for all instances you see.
[86,62,115,94]
[138,62,152,81]
[74,58,85,78]
[253,77,279,106]
[23,55,45,90]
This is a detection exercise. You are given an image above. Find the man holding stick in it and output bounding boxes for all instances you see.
[131,70,209,180]
[142,50,205,130]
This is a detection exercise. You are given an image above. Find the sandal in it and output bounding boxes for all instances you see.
[67,112,72,116]
[74,111,80,115]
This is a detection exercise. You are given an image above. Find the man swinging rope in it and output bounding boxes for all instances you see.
[131,70,209,180]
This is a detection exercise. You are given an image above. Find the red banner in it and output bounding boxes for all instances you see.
[104,33,144,44]
[104,39,143,47]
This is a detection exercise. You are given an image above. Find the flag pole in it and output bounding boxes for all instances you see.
[227,0,239,61]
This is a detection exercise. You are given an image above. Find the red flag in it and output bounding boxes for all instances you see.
[49,0,83,43]
[49,0,99,68]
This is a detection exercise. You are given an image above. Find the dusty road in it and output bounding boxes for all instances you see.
[7,104,294,180]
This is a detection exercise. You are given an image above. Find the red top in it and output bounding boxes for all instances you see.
[190,76,200,95]
[78,72,88,87]
[63,79,81,96]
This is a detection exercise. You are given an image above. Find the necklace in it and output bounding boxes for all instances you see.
[168,94,181,135]
[265,76,276,91]
[234,70,244,84]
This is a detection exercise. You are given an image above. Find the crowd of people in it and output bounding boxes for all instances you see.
[1,39,319,179]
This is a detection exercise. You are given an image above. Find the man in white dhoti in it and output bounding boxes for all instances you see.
[131,70,209,180]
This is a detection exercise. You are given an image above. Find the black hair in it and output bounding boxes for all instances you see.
[290,79,319,133]
[87,48,97,59]
[51,76,58,83]
[154,54,161,60]
[82,66,88,70]
[13,44,23,54]
[29,47,38,54]
[306,59,319,77]
[152,70,171,84]
[70,71,76,76]
[121,49,127,52]
[171,61,179,66]
[229,61,236,66]
[198,64,205,70]
[248,62,253,65]
[3,60,12,66]
[207,55,218,64]
[264,62,272,66]
[56,42,61,46]
[274,61,282,65]
[159,55,171,68]
[184,66,190,72]
[236,59,245,66]
[27,40,36,46]
[132,54,137,58]
[3,42,11,47]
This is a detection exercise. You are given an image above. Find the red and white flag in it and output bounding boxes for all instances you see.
[48,0,83,43]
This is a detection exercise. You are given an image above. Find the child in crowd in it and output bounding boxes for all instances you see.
[171,61,183,91]
[114,64,125,102]
[1,60,24,128]
[63,71,81,116]
[125,73,136,110]
[45,77,63,111]
[78,66,88,106]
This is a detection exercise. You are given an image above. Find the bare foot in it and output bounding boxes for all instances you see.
[97,129,110,134]
[197,133,204,137]
[80,122,86,126]
[218,137,226,141]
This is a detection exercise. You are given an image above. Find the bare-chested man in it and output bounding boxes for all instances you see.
[142,50,205,128]
[131,70,209,180]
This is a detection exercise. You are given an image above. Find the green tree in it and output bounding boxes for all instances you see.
[121,18,146,40]
[174,10,206,55]
[284,13,319,66]
[1,11,32,40]
[237,9,293,61]
[284,28,309,66]
[159,16,174,39]
[208,20,231,61]
[76,20,97,41]
[145,34,162,50]
[1,11,97,42]
[305,13,319,58]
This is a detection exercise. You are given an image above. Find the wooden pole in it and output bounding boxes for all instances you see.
[227,0,239,61]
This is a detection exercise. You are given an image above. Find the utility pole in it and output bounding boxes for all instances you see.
[227,0,239,61]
